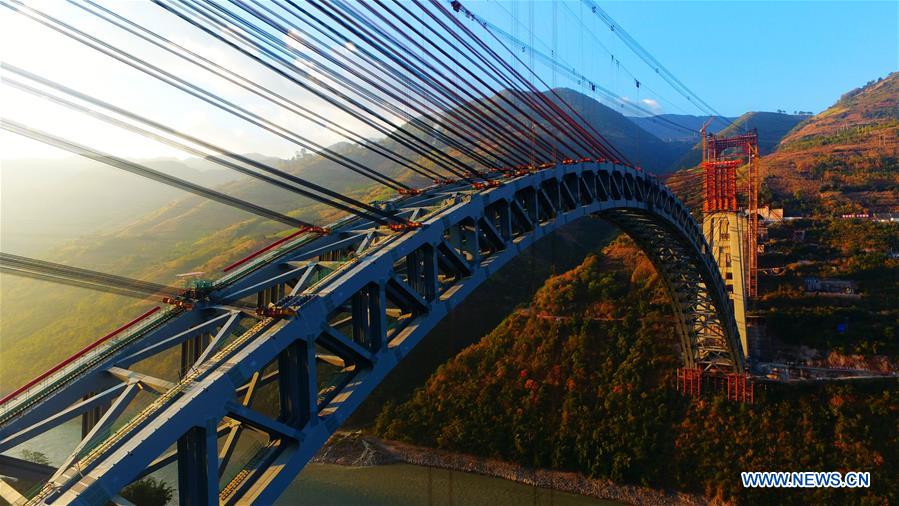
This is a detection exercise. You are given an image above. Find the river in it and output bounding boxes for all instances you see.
[3,421,619,505]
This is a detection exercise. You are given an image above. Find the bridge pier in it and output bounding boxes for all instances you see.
[703,212,750,359]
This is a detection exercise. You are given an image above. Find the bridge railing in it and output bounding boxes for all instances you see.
[0,306,166,421]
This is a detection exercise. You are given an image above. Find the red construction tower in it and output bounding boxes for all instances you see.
[701,127,760,298]
[676,125,760,403]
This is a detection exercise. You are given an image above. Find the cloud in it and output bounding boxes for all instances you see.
[640,98,663,114]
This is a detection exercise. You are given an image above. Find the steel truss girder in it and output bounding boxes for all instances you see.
[3,162,741,505]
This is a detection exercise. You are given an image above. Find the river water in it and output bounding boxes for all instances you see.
[3,421,619,505]
[282,463,620,506]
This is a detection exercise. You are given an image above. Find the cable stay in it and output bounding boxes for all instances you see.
[156,0,476,183]
[242,0,528,172]
[438,0,631,165]
[579,0,736,130]
[380,0,598,161]
[69,0,454,185]
[1,65,397,225]
[409,0,621,163]
[0,252,183,300]
[0,252,260,311]
[167,0,484,181]
[324,0,578,164]
[0,119,311,229]
[1,0,412,193]
[319,0,556,167]
[299,0,547,166]
[451,2,698,137]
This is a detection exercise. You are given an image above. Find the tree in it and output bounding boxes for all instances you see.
[19,449,50,466]
[121,477,174,506]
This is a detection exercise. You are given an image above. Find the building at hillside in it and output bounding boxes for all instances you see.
[803,277,858,295]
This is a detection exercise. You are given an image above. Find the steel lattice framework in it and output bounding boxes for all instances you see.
[0,162,743,505]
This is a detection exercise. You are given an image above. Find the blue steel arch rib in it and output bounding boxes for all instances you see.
[0,162,742,505]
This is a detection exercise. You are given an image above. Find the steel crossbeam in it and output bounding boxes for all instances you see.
[0,162,742,505]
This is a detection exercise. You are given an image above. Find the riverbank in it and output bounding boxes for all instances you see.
[313,432,715,506]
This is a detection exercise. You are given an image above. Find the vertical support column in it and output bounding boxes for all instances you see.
[274,339,317,429]
[423,243,438,302]
[351,290,369,347]
[81,393,108,438]
[371,283,386,352]
[549,179,562,211]
[462,219,479,265]
[747,147,760,299]
[703,213,749,359]
[406,249,422,295]
[180,334,206,378]
[586,171,598,202]
[565,175,580,206]
[205,420,219,502]
[177,423,217,506]
[351,284,385,351]
[498,201,512,241]
[448,224,462,251]
[526,188,539,223]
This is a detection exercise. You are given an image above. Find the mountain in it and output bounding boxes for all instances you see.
[536,88,694,174]
[0,157,239,255]
[374,238,899,505]
[763,72,899,214]
[368,76,899,505]
[0,87,683,392]
[629,114,734,142]
[672,111,807,170]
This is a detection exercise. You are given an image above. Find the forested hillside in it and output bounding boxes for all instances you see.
[375,238,899,505]
[663,73,899,364]
[629,114,732,142]
[0,86,679,394]
[764,73,899,214]
[0,157,238,255]
[672,111,806,170]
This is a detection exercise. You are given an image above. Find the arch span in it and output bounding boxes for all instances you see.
[6,162,742,505]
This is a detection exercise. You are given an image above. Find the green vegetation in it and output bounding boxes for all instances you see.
[121,477,174,506]
[0,87,686,395]
[19,449,50,466]
[672,111,806,169]
[779,120,899,152]
[759,218,899,356]
[374,239,899,505]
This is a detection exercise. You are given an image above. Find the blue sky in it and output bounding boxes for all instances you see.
[601,0,898,116]
[1,1,896,160]
[477,0,898,118]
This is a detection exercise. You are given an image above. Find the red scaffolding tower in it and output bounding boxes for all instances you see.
[700,127,761,298]
[676,367,703,398]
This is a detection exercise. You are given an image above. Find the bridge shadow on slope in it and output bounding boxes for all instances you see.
[347,218,617,427]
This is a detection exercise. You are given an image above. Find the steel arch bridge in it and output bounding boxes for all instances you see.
[0,162,743,505]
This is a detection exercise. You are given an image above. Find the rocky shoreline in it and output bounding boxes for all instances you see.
[312,432,716,506]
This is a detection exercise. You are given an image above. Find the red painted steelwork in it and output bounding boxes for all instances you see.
[703,160,740,212]
[676,367,703,397]
[0,306,162,406]
[222,227,328,273]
